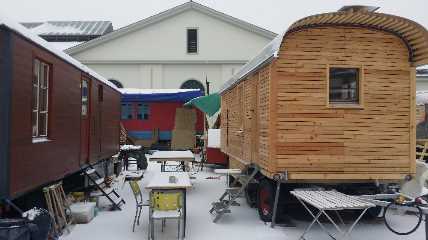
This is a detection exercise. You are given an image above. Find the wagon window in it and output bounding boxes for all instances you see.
[136,103,149,120]
[121,103,133,120]
[187,28,198,54]
[329,68,360,104]
[81,79,89,117]
[32,59,50,139]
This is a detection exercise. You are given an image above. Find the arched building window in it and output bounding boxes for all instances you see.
[181,79,205,94]
[109,79,124,88]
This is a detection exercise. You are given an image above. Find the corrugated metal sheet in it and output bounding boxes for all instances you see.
[1,16,118,91]
[21,21,113,36]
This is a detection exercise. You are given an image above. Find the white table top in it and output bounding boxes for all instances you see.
[149,150,195,162]
[214,169,242,175]
[290,190,375,210]
[146,172,192,189]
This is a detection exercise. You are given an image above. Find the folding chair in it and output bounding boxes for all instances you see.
[128,181,149,232]
[149,190,183,240]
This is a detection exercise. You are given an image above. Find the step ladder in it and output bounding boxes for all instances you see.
[209,165,259,223]
[83,163,126,210]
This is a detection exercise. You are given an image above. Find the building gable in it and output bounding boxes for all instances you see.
[67,2,276,62]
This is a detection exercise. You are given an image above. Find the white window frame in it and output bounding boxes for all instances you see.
[32,59,50,140]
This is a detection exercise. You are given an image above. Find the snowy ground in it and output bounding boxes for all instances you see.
[62,162,426,240]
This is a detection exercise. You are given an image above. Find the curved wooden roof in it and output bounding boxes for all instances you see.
[219,10,428,94]
[288,11,428,66]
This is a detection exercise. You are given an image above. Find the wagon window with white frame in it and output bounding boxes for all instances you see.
[329,68,360,104]
[32,59,50,139]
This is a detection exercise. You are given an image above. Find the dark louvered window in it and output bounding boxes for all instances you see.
[187,29,198,53]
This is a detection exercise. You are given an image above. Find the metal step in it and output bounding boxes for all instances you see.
[90,187,115,197]
[86,169,96,175]
[94,178,105,186]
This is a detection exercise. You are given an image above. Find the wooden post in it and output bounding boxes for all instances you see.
[410,67,416,175]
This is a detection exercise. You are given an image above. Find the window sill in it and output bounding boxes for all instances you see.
[32,137,51,144]
[328,104,364,109]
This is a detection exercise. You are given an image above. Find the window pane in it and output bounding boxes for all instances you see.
[39,88,48,112]
[187,29,198,53]
[39,64,45,89]
[38,113,48,136]
[82,80,89,116]
[32,111,38,137]
[40,64,49,88]
[121,103,133,120]
[33,59,40,86]
[137,103,149,120]
[32,85,39,111]
[329,68,359,103]
[82,104,88,116]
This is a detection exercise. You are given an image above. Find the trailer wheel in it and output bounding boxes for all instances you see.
[245,182,258,208]
[257,179,274,222]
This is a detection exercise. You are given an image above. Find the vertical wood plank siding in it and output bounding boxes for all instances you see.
[221,65,272,172]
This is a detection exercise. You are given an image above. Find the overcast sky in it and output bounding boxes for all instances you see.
[3,0,427,33]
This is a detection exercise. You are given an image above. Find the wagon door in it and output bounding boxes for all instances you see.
[97,85,103,155]
[80,78,90,165]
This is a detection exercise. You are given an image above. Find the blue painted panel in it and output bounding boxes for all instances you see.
[159,131,172,140]
[128,131,153,140]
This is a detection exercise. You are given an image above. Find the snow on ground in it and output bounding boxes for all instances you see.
[62,162,426,240]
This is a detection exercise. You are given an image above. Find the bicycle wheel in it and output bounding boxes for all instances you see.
[383,202,423,235]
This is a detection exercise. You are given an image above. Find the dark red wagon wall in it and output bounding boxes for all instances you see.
[88,80,120,163]
[0,28,13,199]
[7,30,121,198]
[8,32,82,197]
[99,83,121,160]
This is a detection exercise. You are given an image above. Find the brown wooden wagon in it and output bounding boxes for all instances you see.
[219,6,428,222]
[0,17,121,203]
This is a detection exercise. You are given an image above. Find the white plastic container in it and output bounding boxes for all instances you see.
[70,202,96,224]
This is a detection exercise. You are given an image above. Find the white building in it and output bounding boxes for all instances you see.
[66,1,277,93]
[417,66,428,91]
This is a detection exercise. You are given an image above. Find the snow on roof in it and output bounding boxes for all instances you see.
[49,41,85,51]
[22,21,113,36]
[0,15,118,91]
[120,88,200,95]
[218,31,285,94]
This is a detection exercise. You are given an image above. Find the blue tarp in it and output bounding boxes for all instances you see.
[121,89,203,103]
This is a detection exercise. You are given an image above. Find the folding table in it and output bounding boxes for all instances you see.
[290,190,375,240]
[149,150,195,172]
[146,172,192,239]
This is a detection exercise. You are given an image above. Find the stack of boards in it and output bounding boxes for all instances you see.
[171,108,197,150]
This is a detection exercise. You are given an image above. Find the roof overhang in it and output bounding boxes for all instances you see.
[288,11,428,66]
[219,10,428,94]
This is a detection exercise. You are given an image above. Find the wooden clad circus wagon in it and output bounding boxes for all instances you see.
[0,16,121,203]
[219,6,428,221]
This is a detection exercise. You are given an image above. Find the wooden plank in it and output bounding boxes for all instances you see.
[410,67,416,175]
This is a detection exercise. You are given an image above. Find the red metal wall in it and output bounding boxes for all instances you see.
[8,32,120,198]
[122,102,204,132]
